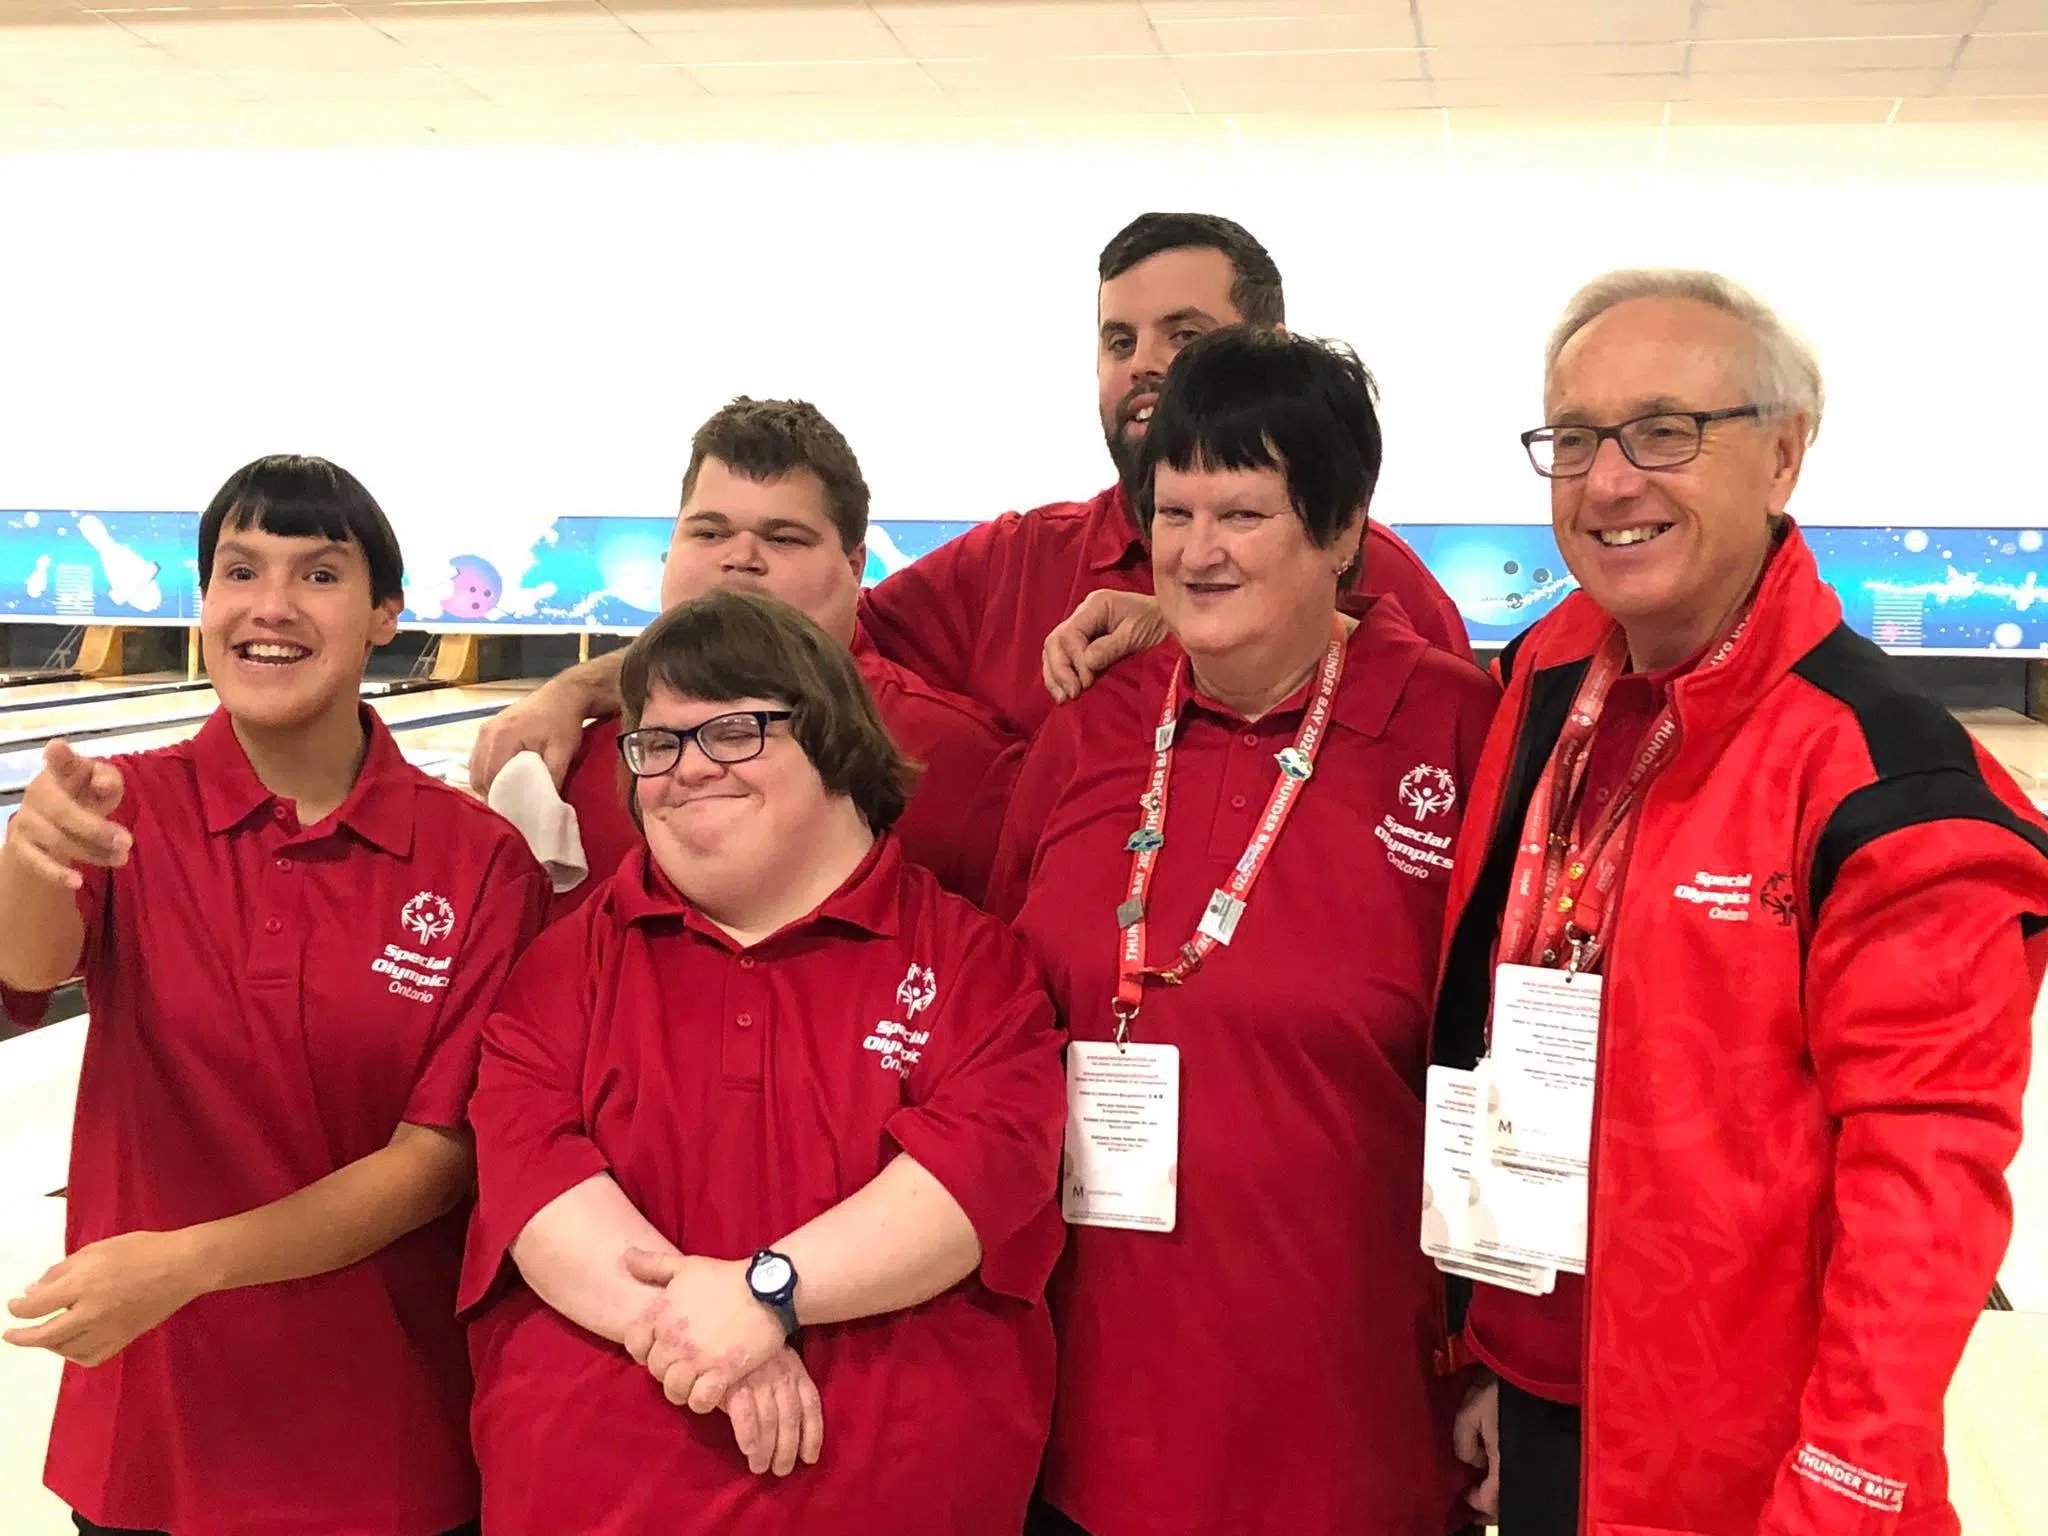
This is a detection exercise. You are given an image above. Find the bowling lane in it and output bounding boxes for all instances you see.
[0,683,538,800]
[0,685,225,750]
[0,677,450,754]
[0,674,203,715]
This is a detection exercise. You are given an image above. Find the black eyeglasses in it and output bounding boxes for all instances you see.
[616,710,793,777]
[1521,405,1764,478]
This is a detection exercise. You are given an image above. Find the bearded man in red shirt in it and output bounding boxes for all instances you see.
[465,212,1468,795]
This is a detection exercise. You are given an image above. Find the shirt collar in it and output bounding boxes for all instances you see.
[612,832,905,945]
[1178,597,1426,742]
[192,704,416,855]
[1085,483,1150,574]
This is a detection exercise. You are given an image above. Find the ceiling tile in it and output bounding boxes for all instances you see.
[870,1,1143,28]
[1152,14,1417,52]
[1978,0,2048,26]
[1430,72,1678,106]
[1144,0,1411,17]
[1172,53,1430,109]
[618,9,900,59]
[1416,1,1693,47]
[31,68,246,105]
[1668,96,1900,123]
[935,77,1188,112]
[1682,67,1947,99]
[1959,33,2048,69]
[0,20,177,66]
[1691,2,1979,42]
[1427,42,1685,77]
[685,57,934,94]
[1689,36,1961,72]
[1897,92,2048,118]
[116,14,414,69]
[343,1,609,19]
[889,16,1162,59]
[216,65,479,99]
[1174,44,1421,86]
[921,52,1178,91]
[447,60,702,97]
[1446,102,1667,127]
[1948,65,2048,92]
[365,15,661,64]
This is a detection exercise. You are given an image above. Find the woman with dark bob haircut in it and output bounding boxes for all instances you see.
[461,588,1068,1535]
[993,327,1502,1536]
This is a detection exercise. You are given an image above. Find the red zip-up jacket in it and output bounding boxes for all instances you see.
[1430,522,2045,1536]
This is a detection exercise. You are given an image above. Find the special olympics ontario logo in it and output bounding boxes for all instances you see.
[399,891,457,946]
[1397,765,1458,822]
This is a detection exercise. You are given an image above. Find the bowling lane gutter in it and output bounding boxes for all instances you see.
[0,679,214,716]
[0,678,444,753]
[0,695,504,805]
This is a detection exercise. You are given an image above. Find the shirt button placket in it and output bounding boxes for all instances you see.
[249,811,301,985]
[723,952,767,1085]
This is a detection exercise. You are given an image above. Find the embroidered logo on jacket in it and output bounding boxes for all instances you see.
[1792,1444,1906,1514]
[1759,870,1796,927]
[1672,869,1752,922]
[373,891,461,1005]
[864,962,937,1076]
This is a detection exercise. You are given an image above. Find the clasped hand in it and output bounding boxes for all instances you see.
[623,1250,823,1478]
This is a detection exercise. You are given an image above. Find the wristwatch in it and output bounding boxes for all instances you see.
[746,1248,801,1342]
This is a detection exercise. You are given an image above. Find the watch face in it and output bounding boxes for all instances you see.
[752,1254,793,1294]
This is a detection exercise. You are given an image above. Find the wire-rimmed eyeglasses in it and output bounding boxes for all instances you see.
[616,709,794,777]
[1521,405,1763,478]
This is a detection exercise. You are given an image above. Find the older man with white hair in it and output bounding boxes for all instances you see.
[1429,269,2047,1536]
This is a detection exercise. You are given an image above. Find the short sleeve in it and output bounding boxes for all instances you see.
[457,903,614,1316]
[403,833,551,1128]
[884,910,1066,1303]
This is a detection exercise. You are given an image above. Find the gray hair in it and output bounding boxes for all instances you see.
[1545,268,1824,443]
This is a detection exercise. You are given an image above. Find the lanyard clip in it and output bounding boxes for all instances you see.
[1565,927,1589,979]
[1111,1001,1138,1052]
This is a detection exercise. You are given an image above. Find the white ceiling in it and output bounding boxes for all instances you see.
[0,0,2045,149]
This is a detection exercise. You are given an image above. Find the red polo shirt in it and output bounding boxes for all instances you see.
[989,599,1499,1536]
[550,626,1022,923]
[859,484,1473,739]
[45,707,549,1535]
[460,837,1066,1536]
[1465,660,1687,1406]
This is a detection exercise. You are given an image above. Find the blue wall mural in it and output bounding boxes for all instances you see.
[6,509,2048,658]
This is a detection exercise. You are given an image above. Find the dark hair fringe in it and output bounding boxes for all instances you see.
[619,588,916,834]
[197,454,407,608]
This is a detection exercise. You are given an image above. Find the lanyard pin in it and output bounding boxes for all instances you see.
[1124,828,1165,853]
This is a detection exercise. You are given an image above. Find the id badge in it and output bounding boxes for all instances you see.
[1485,964,1600,1175]
[1421,1065,1556,1296]
[1062,1040,1179,1232]
[1468,1058,1588,1275]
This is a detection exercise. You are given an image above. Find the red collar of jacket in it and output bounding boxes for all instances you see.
[1506,516,1840,745]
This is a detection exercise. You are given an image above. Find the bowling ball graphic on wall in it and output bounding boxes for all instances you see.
[442,556,503,620]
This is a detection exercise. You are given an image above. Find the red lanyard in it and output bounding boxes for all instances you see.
[1112,619,1347,1046]
[1498,613,1750,979]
